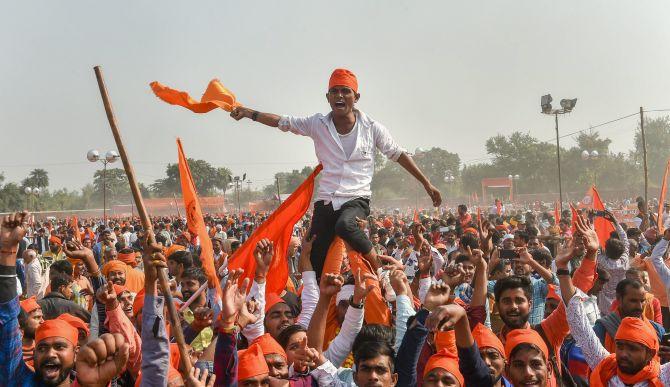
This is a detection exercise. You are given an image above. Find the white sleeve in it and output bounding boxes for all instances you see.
[418,277,433,303]
[296,271,319,328]
[309,360,347,387]
[567,289,610,369]
[278,114,318,137]
[373,122,405,161]
[26,263,42,298]
[394,294,416,351]
[650,239,670,288]
[242,280,266,342]
[323,306,364,367]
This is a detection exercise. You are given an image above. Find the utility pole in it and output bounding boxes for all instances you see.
[640,107,648,204]
[275,176,282,205]
[555,112,563,213]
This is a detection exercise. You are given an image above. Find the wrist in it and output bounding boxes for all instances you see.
[105,300,119,311]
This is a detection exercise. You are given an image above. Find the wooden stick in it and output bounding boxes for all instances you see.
[93,66,192,373]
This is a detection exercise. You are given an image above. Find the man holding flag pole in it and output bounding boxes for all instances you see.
[229,69,442,277]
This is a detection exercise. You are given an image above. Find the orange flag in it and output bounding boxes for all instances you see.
[413,209,419,223]
[177,138,221,296]
[554,201,561,223]
[228,165,323,296]
[150,79,242,113]
[658,160,670,233]
[586,186,615,249]
[71,216,82,242]
[570,203,579,234]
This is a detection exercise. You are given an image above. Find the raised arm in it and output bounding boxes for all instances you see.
[307,273,344,353]
[230,106,281,127]
[650,230,670,288]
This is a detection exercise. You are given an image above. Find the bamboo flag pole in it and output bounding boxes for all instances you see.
[93,66,192,373]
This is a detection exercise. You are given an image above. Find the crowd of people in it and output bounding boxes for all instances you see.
[1,197,670,386]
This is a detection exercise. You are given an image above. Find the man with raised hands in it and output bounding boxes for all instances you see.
[230,68,442,278]
[0,211,130,386]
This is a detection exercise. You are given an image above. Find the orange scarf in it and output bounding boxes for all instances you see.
[590,354,662,387]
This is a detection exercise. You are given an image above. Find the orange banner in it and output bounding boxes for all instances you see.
[151,79,241,113]
[228,165,322,296]
[658,160,670,233]
[583,186,615,249]
[177,138,220,296]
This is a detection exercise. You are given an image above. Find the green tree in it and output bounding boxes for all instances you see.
[633,116,670,186]
[93,168,131,205]
[0,183,24,212]
[21,168,49,189]
[263,167,314,197]
[152,159,232,197]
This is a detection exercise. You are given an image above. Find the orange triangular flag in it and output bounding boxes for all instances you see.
[71,216,82,243]
[228,165,323,296]
[658,160,670,233]
[177,138,221,297]
[150,79,242,113]
[587,186,615,249]
[554,201,561,223]
[413,209,419,223]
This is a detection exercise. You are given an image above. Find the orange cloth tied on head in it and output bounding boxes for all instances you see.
[57,313,90,336]
[328,68,358,93]
[165,244,186,259]
[113,284,130,296]
[150,79,241,113]
[504,328,549,361]
[463,227,478,236]
[265,293,286,314]
[253,333,287,361]
[472,323,505,358]
[238,343,269,381]
[133,289,146,317]
[102,260,127,277]
[36,319,78,346]
[20,296,40,314]
[117,250,138,267]
[423,348,464,386]
[590,317,662,387]
[49,236,61,246]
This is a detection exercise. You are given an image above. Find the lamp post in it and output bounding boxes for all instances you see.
[233,173,247,214]
[87,149,120,223]
[581,150,599,186]
[541,94,577,212]
[24,187,41,211]
[508,174,520,202]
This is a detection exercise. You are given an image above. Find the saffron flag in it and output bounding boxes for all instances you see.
[554,201,561,223]
[228,165,323,296]
[413,209,419,223]
[177,138,221,296]
[570,203,579,234]
[150,79,242,113]
[586,186,615,249]
[71,216,82,242]
[658,160,670,233]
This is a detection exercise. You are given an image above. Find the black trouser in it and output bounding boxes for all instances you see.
[662,306,670,331]
[309,198,373,279]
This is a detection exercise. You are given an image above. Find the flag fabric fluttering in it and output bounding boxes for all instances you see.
[554,201,561,223]
[177,138,221,297]
[150,79,241,113]
[228,165,323,296]
[658,160,670,233]
[586,186,615,249]
[71,216,82,243]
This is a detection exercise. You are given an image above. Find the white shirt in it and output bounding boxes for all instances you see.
[279,110,405,210]
[24,258,44,299]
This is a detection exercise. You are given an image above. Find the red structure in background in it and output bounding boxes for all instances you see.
[481,177,514,203]
[112,196,226,217]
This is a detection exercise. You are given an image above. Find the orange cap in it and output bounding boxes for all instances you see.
[20,296,41,314]
[101,260,127,277]
[472,323,505,358]
[434,330,457,354]
[49,236,62,246]
[57,313,90,337]
[113,284,130,296]
[423,348,464,386]
[238,343,270,381]
[117,251,137,267]
[36,319,78,346]
[328,68,358,93]
[165,244,186,258]
[264,293,286,313]
[504,328,548,361]
[253,333,287,361]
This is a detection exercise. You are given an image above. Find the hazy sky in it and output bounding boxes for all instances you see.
[2,1,670,192]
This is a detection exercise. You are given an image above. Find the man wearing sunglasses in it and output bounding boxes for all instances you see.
[230,68,441,278]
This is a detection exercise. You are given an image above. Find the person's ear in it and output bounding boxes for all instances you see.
[354,93,361,103]
[392,373,398,385]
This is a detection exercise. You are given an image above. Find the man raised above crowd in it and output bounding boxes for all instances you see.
[230,68,442,278]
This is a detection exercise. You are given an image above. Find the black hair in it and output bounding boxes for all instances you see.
[616,278,644,299]
[509,342,547,363]
[181,266,207,285]
[526,226,539,237]
[490,259,511,275]
[276,324,307,349]
[454,254,471,265]
[460,233,479,251]
[494,275,532,302]
[514,230,530,244]
[155,233,168,246]
[353,324,395,354]
[530,249,553,267]
[167,250,193,270]
[626,227,642,239]
[50,259,73,276]
[51,272,73,291]
[605,238,625,260]
[353,340,396,374]
[458,204,468,212]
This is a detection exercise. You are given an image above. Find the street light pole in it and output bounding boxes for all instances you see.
[555,113,563,211]
[88,149,119,224]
